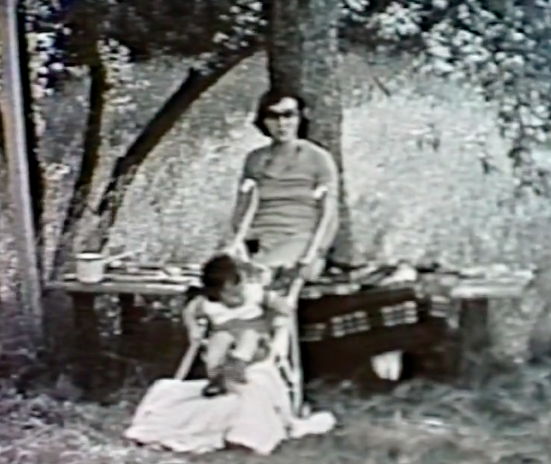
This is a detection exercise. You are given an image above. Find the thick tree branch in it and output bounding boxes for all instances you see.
[94,40,261,248]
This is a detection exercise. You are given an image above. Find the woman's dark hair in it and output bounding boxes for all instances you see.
[201,253,241,301]
[253,89,310,138]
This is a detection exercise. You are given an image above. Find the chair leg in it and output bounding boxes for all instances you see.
[289,323,304,416]
[273,332,300,416]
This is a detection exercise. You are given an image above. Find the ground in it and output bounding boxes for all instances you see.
[2,364,551,464]
[3,49,551,463]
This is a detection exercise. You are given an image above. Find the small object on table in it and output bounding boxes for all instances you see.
[163,265,183,277]
[75,249,140,283]
[125,262,140,274]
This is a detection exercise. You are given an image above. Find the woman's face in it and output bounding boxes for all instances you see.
[263,97,301,143]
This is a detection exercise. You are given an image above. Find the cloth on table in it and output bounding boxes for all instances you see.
[124,360,336,455]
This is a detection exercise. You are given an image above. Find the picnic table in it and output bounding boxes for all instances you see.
[295,263,534,387]
[45,265,201,394]
[44,261,535,396]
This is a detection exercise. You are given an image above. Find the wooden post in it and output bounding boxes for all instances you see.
[0,0,43,320]
[450,274,533,385]
[455,297,492,385]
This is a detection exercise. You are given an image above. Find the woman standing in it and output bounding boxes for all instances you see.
[230,89,340,279]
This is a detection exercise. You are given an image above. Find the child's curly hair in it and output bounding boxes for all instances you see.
[201,253,241,301]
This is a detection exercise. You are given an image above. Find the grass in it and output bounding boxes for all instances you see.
[3,366,551,464]
[3,48,551,462]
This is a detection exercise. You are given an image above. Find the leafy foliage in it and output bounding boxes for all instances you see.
[355,0,551,193]
[14,0,551,190]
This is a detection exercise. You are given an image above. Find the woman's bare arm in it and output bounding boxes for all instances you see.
[311,146,341,254]
[313,146,339,210]
[230,148,265,233]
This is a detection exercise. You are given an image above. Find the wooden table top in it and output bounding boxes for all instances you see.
[44,263,535,300]
[45,266,202,295]
[45,279,195,295]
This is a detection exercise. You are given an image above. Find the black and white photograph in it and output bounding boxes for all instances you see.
[2,0,551,462]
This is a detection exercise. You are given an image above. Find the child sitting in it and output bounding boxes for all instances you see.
[187,253,292,397]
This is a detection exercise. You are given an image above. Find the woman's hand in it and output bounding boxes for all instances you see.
[223,240,251,262]
[187,322,205,343]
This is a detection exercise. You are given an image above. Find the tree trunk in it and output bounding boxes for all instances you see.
[267,0,356,266]
[50,60,107,278]
[94,42,260,249]
[266,0,302,95]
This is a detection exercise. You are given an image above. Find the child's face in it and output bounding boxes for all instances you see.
[218,259,271,307]
[220,275,246,307]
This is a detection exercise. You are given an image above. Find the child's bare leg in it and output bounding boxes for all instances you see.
[203,330,235,397]
[232,329,262,363]
[225,329,263,383]
[205,330,235,378]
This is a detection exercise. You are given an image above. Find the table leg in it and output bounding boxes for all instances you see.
[457,297,491,385]
[71,292,102,394]
[118,293,146,383]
